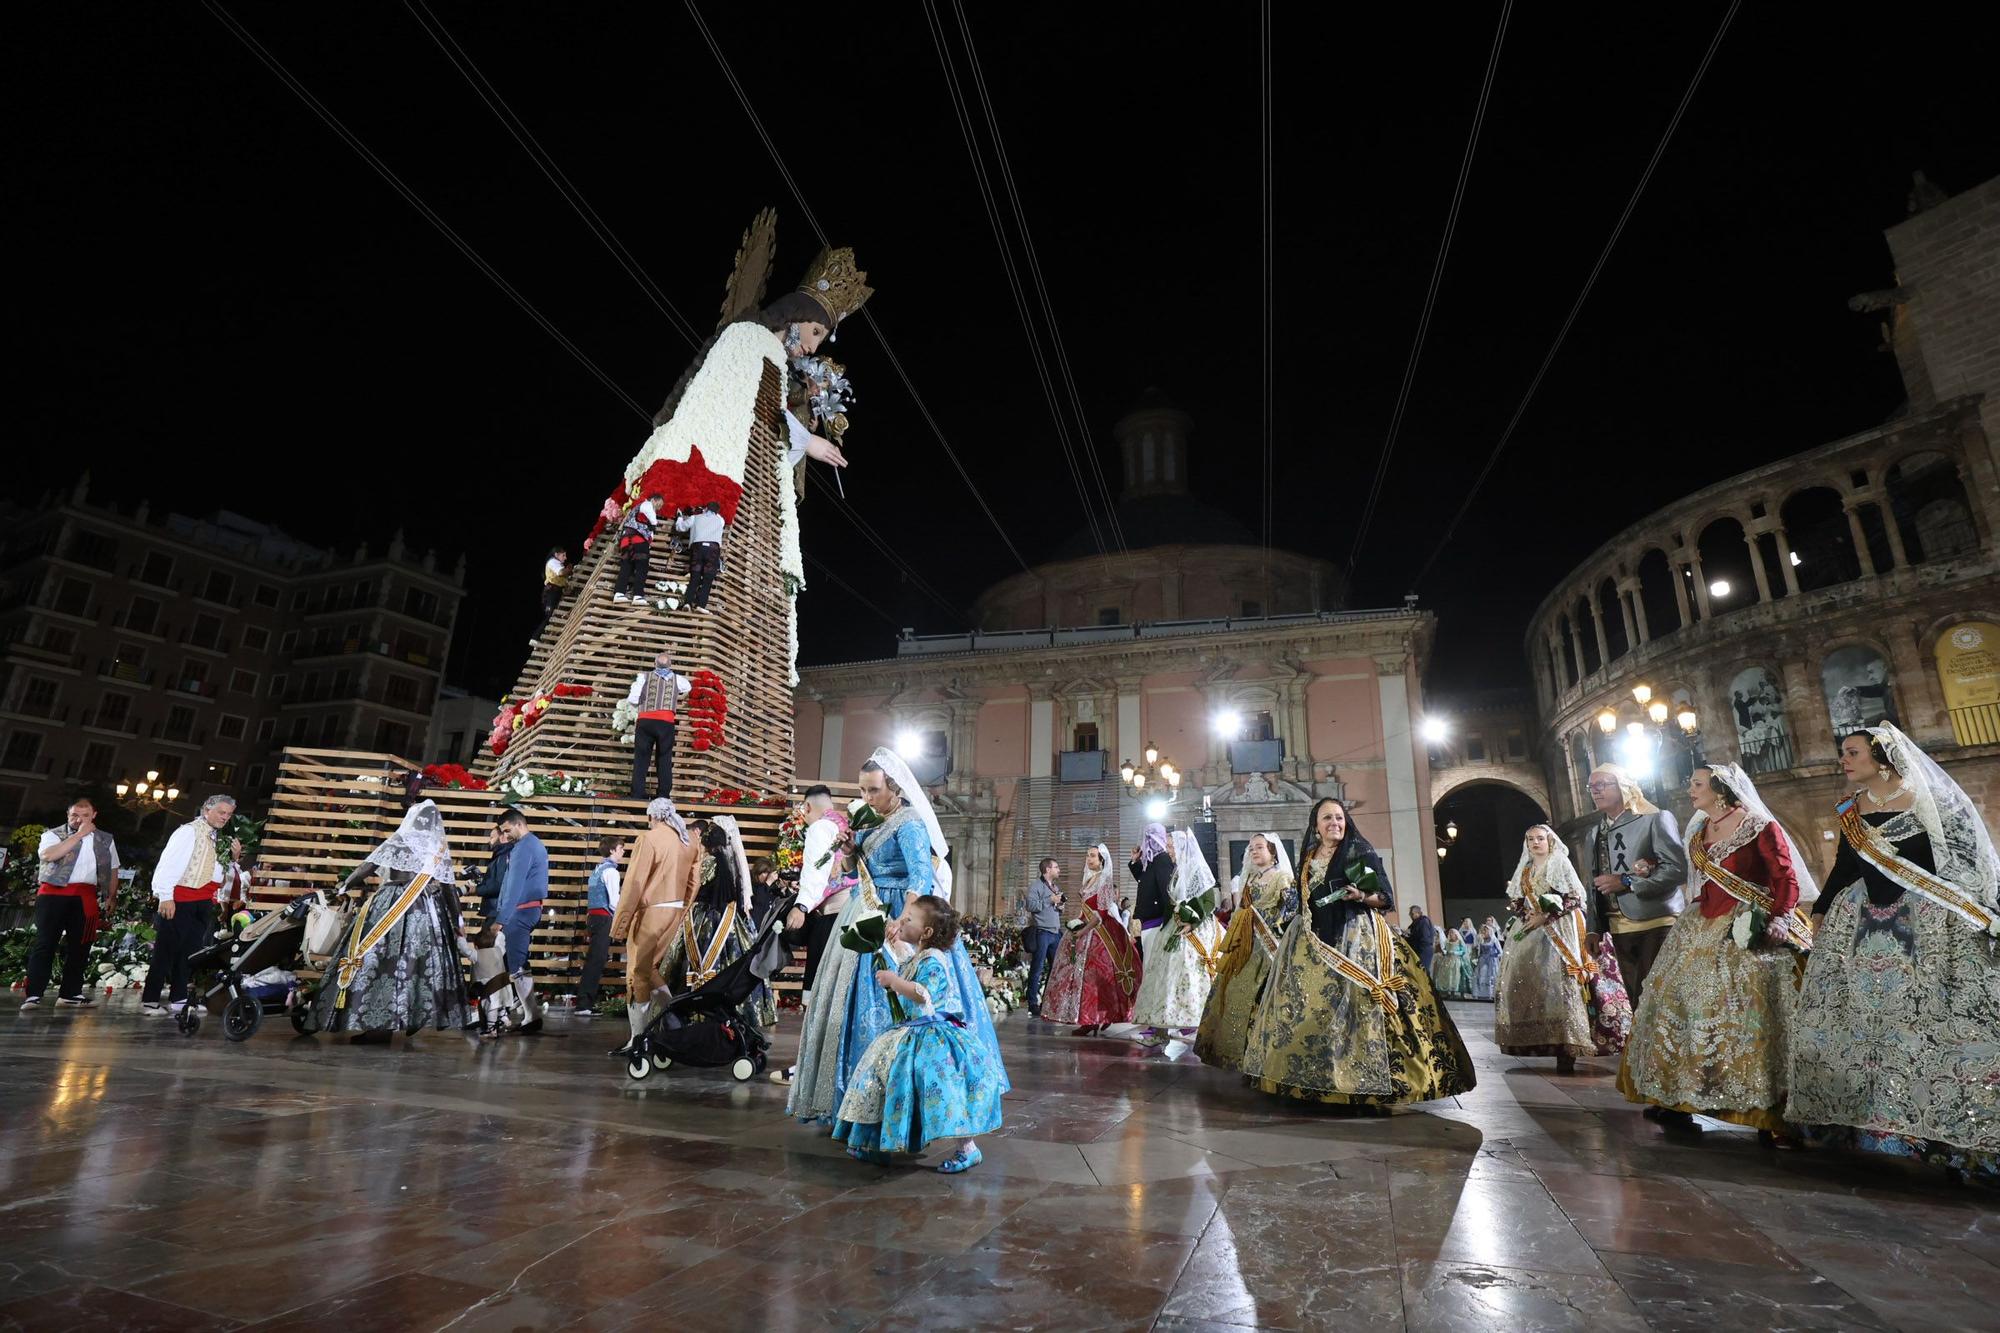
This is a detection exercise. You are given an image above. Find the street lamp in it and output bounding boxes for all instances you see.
[1120,743,1183,810]
[1211,709,1243,740]
[1420,717,1449,744]
[1605,683,1702,789]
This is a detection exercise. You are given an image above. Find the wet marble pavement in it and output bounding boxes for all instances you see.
[2,998,1995,1332]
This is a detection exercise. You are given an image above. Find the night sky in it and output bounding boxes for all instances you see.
[15,4,1999,699]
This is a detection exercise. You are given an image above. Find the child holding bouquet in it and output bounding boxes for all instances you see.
[833,895,1004,1173]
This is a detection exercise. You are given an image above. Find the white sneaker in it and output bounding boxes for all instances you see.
[141,1002,167,1016]
[613,593,629,602]
[56,996,94,1008]
[20,996,41,1009]
[574,1007,595,1017]
[168,1000,187,1014]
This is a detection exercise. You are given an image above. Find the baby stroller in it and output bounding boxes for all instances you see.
[624,892,793,1083]
[462,919,536,1036]
[179,893,316,1041]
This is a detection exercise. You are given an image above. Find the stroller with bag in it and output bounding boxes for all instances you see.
[624,892,793,1083]
[178,891,321,1040]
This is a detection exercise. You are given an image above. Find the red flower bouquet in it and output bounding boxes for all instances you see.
[687,670,728,753]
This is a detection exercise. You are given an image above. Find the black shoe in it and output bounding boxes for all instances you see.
[1642,1105,1664,1121]
[521,1017,543,1035]
[609,1041,634,1058]
[1658,1110,1698,1130]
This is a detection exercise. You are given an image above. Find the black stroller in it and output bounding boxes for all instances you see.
[624,892,793,1084]
[179,893,316,1041]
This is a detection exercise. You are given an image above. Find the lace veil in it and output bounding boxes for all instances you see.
[1169,828,1217,904]
[712,814,754,912]
[1506,824,1583,903]
[1869,722,2000,910]
[1689,761,1821,906]
[368,800,455,883]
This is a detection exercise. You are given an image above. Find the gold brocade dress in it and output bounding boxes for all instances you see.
[1241,847,1475,1105]
[1194,866,1294,1070]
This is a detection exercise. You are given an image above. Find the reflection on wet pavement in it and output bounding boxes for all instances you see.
[2,999,1992,1330]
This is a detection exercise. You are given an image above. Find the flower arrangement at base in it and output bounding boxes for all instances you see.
[839,908,907,1022]
[650,578,690,613]
[491,684,597,757]
[774,807,808,876]
[687,671,727,752]
[610,698,638,746]
[421,764,488,792]
[500,769,598,799]
[699,787,793,808]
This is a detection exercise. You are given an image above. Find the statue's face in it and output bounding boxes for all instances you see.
[794,321,829,355]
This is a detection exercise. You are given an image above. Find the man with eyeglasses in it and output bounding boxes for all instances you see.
[1574,766,1684,1014]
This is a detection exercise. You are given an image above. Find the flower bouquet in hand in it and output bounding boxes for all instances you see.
[1312,861,1381,911]
[1164,886,1218,953]
[840,907,907,1022]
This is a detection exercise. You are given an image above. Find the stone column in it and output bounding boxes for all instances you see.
[1568,617,1589,678]
[1744,524,1776,600]
[1668,548,1694,626]
[1869,478,1912,570]
[816,699,846,781]
[1773,526,1802,595]
[1688,552,1713,619]
[1620,576,1649,644]
[1027,682,1055,780]
[1115,675,1143,769]
[1588,596,1611,666]
[1843,501,1878,577]
[1375,653,1430,917]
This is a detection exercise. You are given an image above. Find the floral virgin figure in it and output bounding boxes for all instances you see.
[1243,798,1474,1108]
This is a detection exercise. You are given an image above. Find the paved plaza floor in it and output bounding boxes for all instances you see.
[2,995,1995,1331]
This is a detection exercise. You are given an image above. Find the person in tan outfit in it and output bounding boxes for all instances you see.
[610,796,699,1052]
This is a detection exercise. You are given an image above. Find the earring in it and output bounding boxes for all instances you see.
[1877,767,1891,780]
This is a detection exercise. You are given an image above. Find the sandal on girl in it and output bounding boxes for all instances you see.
[937,1143,983,1174]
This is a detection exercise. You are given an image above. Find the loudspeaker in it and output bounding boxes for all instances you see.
[1190,820,1219,873]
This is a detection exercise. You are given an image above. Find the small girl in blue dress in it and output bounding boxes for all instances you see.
[834,895,1005,1173]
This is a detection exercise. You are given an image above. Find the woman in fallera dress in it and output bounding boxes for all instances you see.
[1790,725,2000,1181]
[1474,923,1502,1000]
[1040,843,1142,1033]
[1494,825,1595,1074]
[665,816,776,1035]
[1195,832,1294,1070]
[1242,798,1474,1108]
[1130,829,1225,1040]
[1619,764,1817,1143]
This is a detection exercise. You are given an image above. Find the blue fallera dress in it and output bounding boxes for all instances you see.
[826,811,1009,1121]
[834,947,1006,1153]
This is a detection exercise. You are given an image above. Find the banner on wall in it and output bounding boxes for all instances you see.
[1938,621,2000,744]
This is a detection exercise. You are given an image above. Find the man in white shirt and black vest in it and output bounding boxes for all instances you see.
[624,650,691,800]
[142,793,239,1016]
[23,798,121,1008]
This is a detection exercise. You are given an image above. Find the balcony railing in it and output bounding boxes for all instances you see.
[1058,750,1107,784]
[1950,703,2000,747]
[97,659,157,686]
[1229,738,1286,774]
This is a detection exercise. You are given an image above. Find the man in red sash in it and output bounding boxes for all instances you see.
[141,793,239,1017]
[22,798,120,1009]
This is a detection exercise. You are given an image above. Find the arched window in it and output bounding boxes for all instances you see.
[1888,452,1978,562]
[1727,665,1794,775]
[1597,579,1630,661]
[1821,645,1897,736]
[1781,487,1862,590]
[1636,548,1680,637]
[1557,614,1580,686]
[1695,516,1755,614]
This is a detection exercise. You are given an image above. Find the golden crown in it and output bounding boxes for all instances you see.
[796,247,873,327]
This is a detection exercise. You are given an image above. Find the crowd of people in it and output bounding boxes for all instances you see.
[16,718,1993,1185]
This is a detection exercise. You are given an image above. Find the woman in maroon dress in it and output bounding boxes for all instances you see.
[1040,843,1142,1034]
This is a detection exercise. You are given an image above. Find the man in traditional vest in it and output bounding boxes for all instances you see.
[624,649,691,800]
[143,793,239,1016]
[612,493,664,604]
[1572,764,1685,1009]
[23,797,121,1009]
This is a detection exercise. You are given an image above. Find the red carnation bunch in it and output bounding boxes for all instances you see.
[551,683,594,699]
[687,670,728,752]
[421,763,488,791]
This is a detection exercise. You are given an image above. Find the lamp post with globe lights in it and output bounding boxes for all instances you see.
[1596,682,1701,798]
[1119,742,1185,823]
[115,769,183,814]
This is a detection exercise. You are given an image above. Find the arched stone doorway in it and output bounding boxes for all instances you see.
[1433,778,1549,951]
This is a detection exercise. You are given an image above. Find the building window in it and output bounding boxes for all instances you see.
[245,763,266,789]
[218,714,248,742]
[18,678,59,718]
[2,731,43,771]
[96,693,132,731]
[125,597,160,635]
[353,580,375,605]
[278,631,297,654]
[373,719,411,753]
[445,730,465,761]
[270,673,289,699]
[289,717,308,743]
[139,552,175,587]
[1071,722,1100,752]
[384,675,419,711]
[177,659,210,695]
[1463,735,1488,762]
[54,578,91,616]
[240,625,269,653]
[253,583,280,609]
[255,717,275,743]
[1505,731,1528,760]
[227,668,257,694]
[319,715,344,744]
[69,530,118,571]
[205,761,237,784]
[189,613,223,650]
[1240,600,1263,618]
[404,587,440,621]
[201,570,235,604]
[1097,607,1120,626]
[40,626,76,655]
[154,754,183,783]
[0,786,21,823]
[163,705,197,743]
[80,742,116,779]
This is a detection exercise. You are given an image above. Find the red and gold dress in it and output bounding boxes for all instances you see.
[1040,873,1142,1027]
[1619,817,1803,1130]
